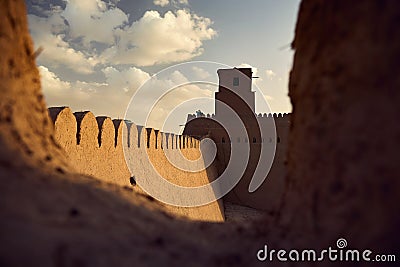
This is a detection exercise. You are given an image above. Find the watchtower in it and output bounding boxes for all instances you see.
[215,68,255,119]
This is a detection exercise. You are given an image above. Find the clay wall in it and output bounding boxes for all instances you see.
[183,113,291,213]
[48,107,224,222]
[282,0,400,249]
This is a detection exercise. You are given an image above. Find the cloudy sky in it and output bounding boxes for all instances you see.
[27,0,300,133]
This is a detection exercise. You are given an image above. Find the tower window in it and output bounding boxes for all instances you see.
[233,77,239,86]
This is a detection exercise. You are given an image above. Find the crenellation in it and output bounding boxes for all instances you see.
[145,127,153,149]
[149,128,158,150]
[48,106,68,123]
[123,121,133,148]
[129,122,139,149]
[74,111,99,148]
[136,125,144,148]
[112,119,129,148]
[96,116,115,148]
[161,132,167,149]
[125,121,134,148]
[140,127,148,150]
[47,106,204,156]
[169,133,174,149]
[154,129,159,149]
[48,107,77,151]
[167,133,172,149]
[173,134,178,150]
[158,131,164,150]
[188,112,291,121]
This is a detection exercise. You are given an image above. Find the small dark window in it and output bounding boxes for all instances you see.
[277,137,281,143]
[222,137,226,143]
[253,137,257,143]
[233,77,239,86]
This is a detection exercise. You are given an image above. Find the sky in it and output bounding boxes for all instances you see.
[26,0,300,133]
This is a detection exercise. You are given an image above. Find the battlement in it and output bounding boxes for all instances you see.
[186,113,215,122]
[49,107,200,151]
[47,106,224,222]
[256,112,291,119]
[186,112,291,123]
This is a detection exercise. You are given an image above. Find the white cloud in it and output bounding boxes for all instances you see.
[28,14,98,74]
[39,65,150,118]
[154,0,189,7]
[192,66,210,80]
[39,66,71,92]
[30,1,215,71]
[154,0,169,7]
[143,71,213,129]
[265,69,277,80]
[30,1,217,131]
[39,65,212,130]
[61,0,128,46]
[102,66,151,92]
[100,9,217,66]
[39,66,94,106]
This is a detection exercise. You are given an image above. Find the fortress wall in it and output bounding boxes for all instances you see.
[48,107,224,222]
[184,114,291,213]
[225,114,290,212]
[238,114,290,213]
[282,0,400,248]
